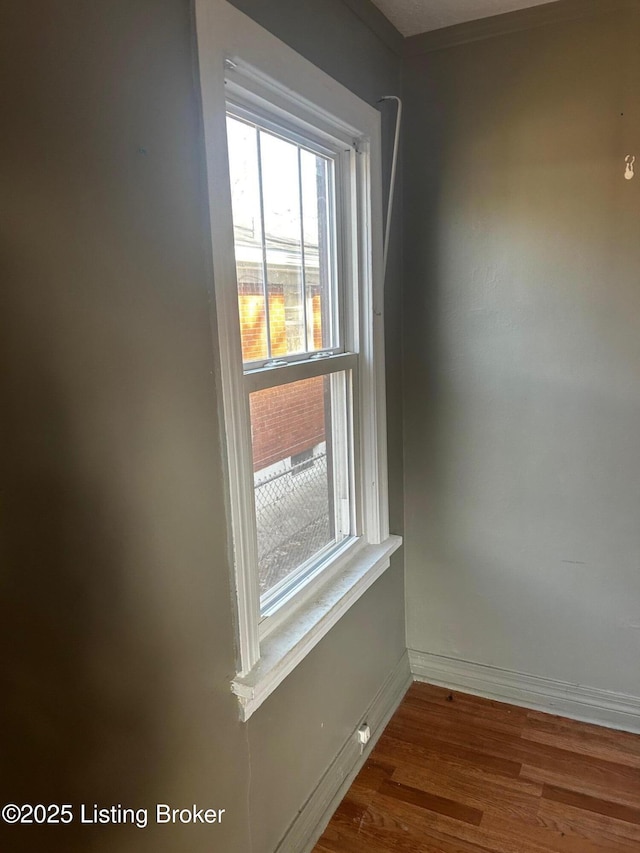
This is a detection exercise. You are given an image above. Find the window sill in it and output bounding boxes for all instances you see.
[231,534,402,720]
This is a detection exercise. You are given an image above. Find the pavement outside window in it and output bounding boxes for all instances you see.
[255,452,331,595]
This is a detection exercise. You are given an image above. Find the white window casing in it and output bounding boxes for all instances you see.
[196,0,401,720]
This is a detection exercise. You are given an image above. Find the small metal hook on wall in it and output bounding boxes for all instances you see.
[625,154,635,180]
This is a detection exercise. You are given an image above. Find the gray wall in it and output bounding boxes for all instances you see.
[0,2,404,852]
[404,8,640,695]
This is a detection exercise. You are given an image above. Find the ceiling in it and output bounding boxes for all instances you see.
[369,0,556,36]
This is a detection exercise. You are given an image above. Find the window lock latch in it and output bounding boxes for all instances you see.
[309,351,332,360]
[264,359,288,368]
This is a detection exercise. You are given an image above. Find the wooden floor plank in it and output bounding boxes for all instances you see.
[386,710,640,805]
[542,783,640,825]
[375,729,524,779]
[536,799,640,849]
[378,777,483,825]
[328,793,500,853]
[394,699,526,741]
[340,792,616,853]
[406,682,529,727]
[312,686,640,853]
[519,760,640,809]
[403,686,528,732]
[390,758,541,823]
[523,710,640,768]
[350,757,396,794]
[322,800,465,853]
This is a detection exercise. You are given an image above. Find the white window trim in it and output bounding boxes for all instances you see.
[196,0,401,720]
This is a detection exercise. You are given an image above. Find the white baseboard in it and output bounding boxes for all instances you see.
[409,649,640,734]
[275,651,412,853]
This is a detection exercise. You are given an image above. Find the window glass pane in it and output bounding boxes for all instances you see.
[226,111,338,365]
[250,373,351,604]
[226,116,268,362]
[300,149,335,351]
[259,131,305,356]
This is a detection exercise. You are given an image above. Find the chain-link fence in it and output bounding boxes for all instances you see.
[254,452,331,595]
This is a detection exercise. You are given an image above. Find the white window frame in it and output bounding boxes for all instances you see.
[196,0,401,720]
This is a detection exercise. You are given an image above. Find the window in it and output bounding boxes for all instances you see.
[196,0,401,719]
[226,106,353,617]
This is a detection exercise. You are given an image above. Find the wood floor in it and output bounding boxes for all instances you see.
[312,682,640,852]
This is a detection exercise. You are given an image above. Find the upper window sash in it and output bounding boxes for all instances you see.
[226,99,355,371]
